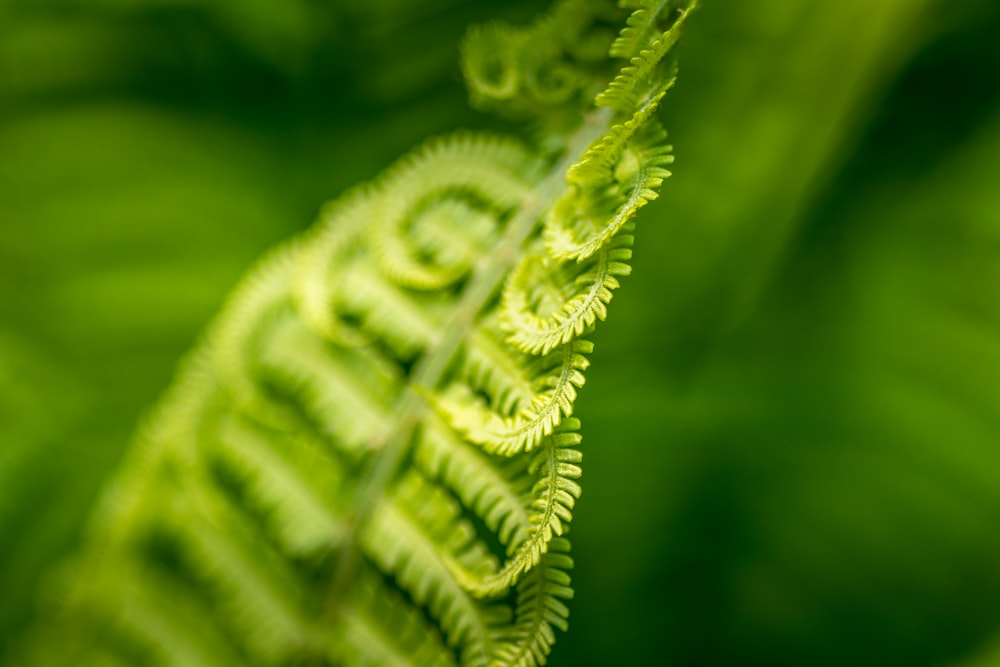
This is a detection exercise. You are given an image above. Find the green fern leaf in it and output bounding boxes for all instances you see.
[502,237,633,354]
[17,1,697,665]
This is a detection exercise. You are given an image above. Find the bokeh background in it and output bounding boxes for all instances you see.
[2,0,1000,665]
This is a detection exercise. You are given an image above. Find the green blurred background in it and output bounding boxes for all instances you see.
[2,0,1000,665]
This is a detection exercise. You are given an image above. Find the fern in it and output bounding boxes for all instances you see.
[18,1,696,665]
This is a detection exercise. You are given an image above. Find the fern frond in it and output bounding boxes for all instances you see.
[492,538,575,667]
[546,123,671,262]
[433,342,590,456]
[599,0,693,111]
[447,420,582,599]
[294,187,373,346]
[410,199,500,279]
[337,260,446,360]
[363,473,508,667]
[460,0,625,119]
[208,248,299,430]
[609,0,670,56]
[542,0,687,267]
[415,415,534,550]
[371,133,541,290]
[567,86,670,186]
[17,1,697,666]
[502,238,633,353]
[460,322,538,415]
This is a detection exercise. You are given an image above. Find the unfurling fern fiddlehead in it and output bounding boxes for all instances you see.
[20,1,695,665]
